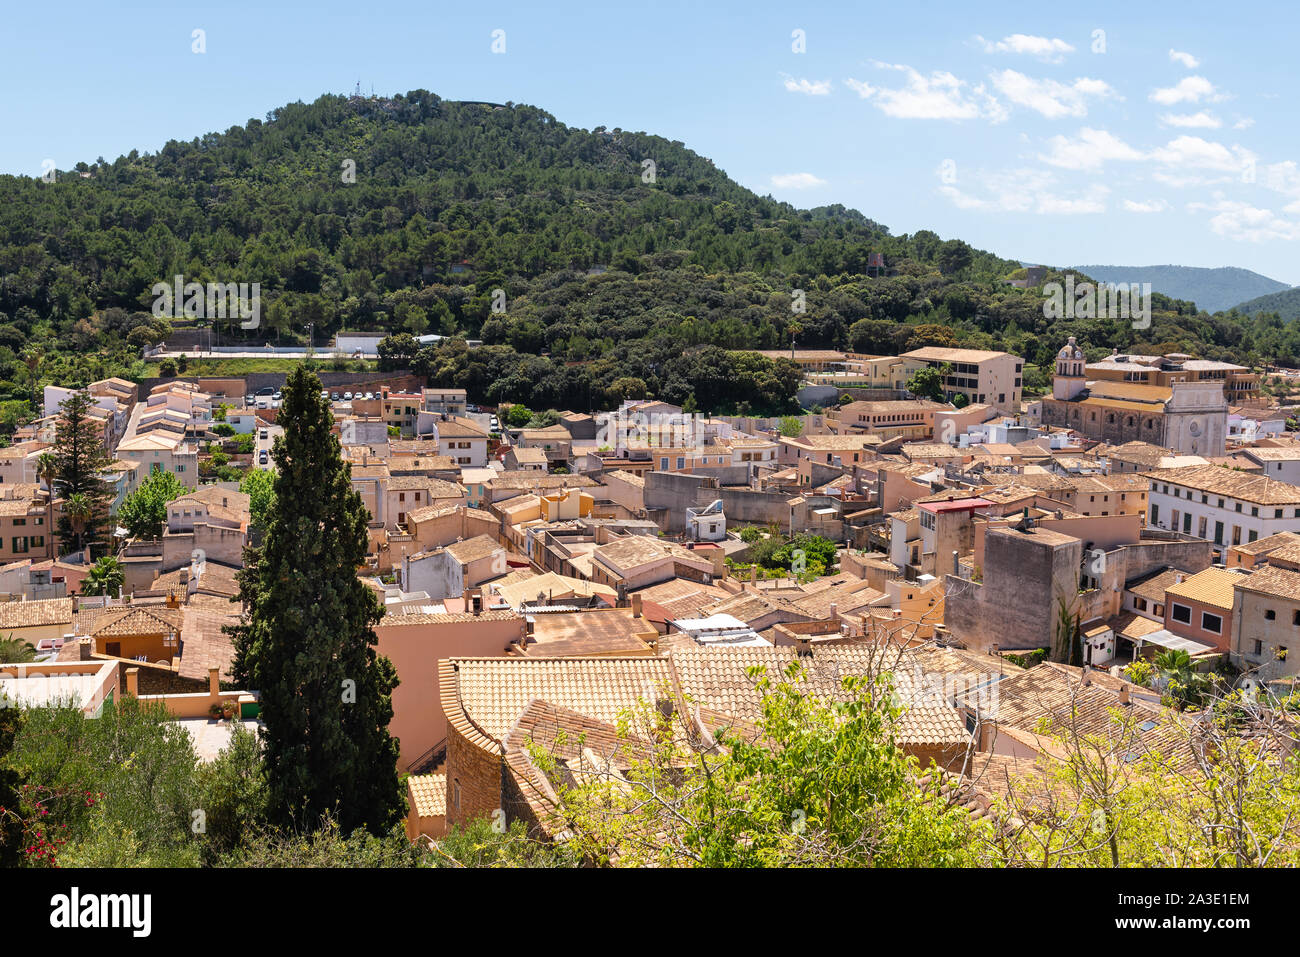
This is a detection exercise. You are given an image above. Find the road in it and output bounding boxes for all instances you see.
[254,422,283,471]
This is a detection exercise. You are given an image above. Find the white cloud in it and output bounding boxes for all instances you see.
[978,34,1074,62]
[1150,75,1223,105]
[1188,199,1300,242]
[1036,187,1109,215]
[1040,127,1146,170]
[781,75,831,96]
[1123,199,1169,213]
[770,172,827,189]
[1263,161,1300,198]
[1160,111,1221,129]
[1233,116,1255,130]
[846,64,1005,121]
[937,168,1107,215]
[990,69,1118,119]
[1149,135,1255,173]
[1169,49,1200,69]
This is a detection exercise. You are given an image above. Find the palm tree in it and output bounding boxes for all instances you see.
[0,635,37,664]
[36,451,56,556]
[1154,649,1193,675]
[64,492,92,554]
[81,556,124,598]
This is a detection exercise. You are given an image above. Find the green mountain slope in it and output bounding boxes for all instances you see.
[3,90,1300,420]
[1072,265,1290,315]
[1231,286,1300,321]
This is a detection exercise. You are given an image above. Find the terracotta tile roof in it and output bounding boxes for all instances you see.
[603,469,645,489]
[1164,567,1245,610]
[488,472,598,490]
[787,435,883,450]
[389,476,465,495]
[449,656,674,743]
[376,609,521,627]
[407,773,447,818]
[435,418,488,439]
[0,597,74,628]
[177,598,240,682]
[902,346,1012,363]
[1108,611,1166,641]
[1231,530,1300,557]
[591,536,700,575]
[445,534,502,564]
[521,608,657,657]
[1234,564,1300,602]
[508,447,549,463]
[1125,566,1183,603]
[1148,464,1300,506]
[89,606,184,638]
[669,645,969,747]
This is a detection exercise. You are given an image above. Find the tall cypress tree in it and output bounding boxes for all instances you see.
[231,366,402,835]
[52,390,114,557]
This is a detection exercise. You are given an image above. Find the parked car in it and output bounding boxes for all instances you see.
[364,392,375,400]
[256,387,275,396]
[331,392,341,401]
[343,391,353,401]
[259,429,269,439]
[259,450,269,464]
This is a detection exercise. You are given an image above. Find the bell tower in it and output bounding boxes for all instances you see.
[1053,336,1086,401]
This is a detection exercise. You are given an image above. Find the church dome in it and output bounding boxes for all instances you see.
[1057,336,1083,361]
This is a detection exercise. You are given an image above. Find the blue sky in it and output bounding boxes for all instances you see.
[3,0,1298,283]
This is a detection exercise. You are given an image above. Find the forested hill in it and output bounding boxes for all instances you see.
[1232,286,1300,322]
[1073,264,1290,315]
[2,90,1300,421]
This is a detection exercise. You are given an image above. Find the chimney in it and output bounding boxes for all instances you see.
[125,667,139,698]
[1119,684,1130,705]
[461,587,471,609]
[952,550,960,576]
[990,642,999,657]
[828,601,838,621]
[749,565,757,586]
[1174,573,1184,585]
[78,637,92,661]
[1081,666,1092,687]
[208,667,220,697]
[631,593,643,618]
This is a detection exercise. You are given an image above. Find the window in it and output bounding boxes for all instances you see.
[1266,609,1277,621]
[1201,612,1222,634]
[1214,521,1224,545]
[452,779,461,810]
[1171,603,1192,624]
[1254,640,1264,656]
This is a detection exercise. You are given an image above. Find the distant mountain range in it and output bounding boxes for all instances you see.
[1071,264,1292,315]
[1232,286,1300,322]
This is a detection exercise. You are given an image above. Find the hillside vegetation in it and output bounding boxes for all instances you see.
[2,90,1300,420]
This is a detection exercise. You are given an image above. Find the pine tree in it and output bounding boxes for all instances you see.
[52,390,114,557]
[230,366,402,835]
